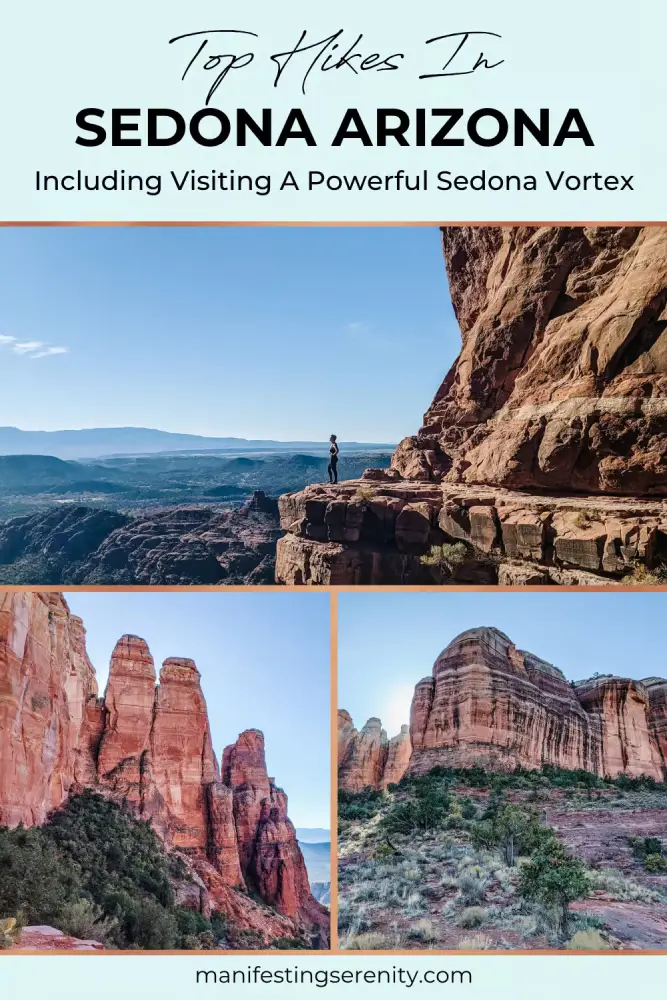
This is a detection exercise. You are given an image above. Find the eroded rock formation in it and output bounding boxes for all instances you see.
[0,492,281,586]
[394,227,667,493]
[277,227,667,585]
[339,628,667,790]
[337,713,411,792]
[0,591,328,945]
[408,627,666,780]
[0,591,98,826]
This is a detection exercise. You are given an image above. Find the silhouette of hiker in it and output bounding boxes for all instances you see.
[328,434,340,484]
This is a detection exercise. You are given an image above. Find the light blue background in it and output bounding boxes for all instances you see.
[0,0,656,220]
[0,954,665,995]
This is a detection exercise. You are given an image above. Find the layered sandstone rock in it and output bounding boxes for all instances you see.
[384,726,412,786]
[644,677,667,763]
[407,627,665,781]
[576,676,664,778]
[0,592,328,945]
[96,635,156,805]
[276,479,667,585]
[338,714,411,792]
[0,591,97,825]
[277,227,667,585]
[394,227,667,494]
[337,709,355,761]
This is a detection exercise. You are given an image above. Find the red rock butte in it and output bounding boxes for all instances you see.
[0,591,328,946]
[338,626,667,791]
[277,227,667,585]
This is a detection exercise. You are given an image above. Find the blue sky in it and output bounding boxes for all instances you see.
[339,591,667,738]
[0,226,457,442]
[66,590,330,829]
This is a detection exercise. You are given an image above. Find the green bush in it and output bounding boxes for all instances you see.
[382,784,450,834]
[0,792,231,950]
[519,838,590,935]
[644,854,667,874]
[456,906,487,929]
[338,788,384,824]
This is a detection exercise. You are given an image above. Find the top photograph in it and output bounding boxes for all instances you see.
[1,224,666,589]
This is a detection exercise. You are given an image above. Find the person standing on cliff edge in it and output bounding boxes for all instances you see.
[328,434,340,484]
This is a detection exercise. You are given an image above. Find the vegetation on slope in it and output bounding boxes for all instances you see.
[338,765,667,950]
[0,792,228,949]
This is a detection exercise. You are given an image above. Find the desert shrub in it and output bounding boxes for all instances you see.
[519,839,590,934]
[344,932,392,950]
[408,918,439,943]
[457,868,490,904]
[644,854,667,874]
[421,542,469,572]
[0,823,81,926]
[270,936,309,949]
[589,868,662,903]
[0,918,20,950]
[472,806,555,866]
[629,836,665,870]
[338,788,384,824]
[382,785,450,835]
[58,898,118,946]
[354,486,375,504]
[457,933,492,950]
[460,798,479,820]
[456,906,487,929]
[565,929,610,950]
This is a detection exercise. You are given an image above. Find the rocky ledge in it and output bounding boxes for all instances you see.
[276,476,667,585]
[277,227,667,585]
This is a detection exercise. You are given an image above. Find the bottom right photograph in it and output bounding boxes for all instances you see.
[337,591,667,951]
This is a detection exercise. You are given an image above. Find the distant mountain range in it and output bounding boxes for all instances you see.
[295,828,330,844]
[299,842,330,885]
[0,427,395,460]
[296,829,330,886]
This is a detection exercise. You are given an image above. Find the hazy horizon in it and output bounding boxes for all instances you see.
[0,227,459,443]
[66,591,331,829]
[339,592,667,739]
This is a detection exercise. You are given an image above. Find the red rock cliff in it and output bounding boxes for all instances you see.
[408,626,665,781]
[337,713,411,792]
[0,591,97,825]
[339,628,667,790]
[393,227,667,495]
[0,592,328,945]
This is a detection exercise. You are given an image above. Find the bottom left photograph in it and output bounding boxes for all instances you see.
[0,589,331,951]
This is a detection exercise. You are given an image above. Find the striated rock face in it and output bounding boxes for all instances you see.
[0,591,328,945]
[384,726,413,787]
[277,227,667,586]
[407,626,665,781]
[0,591,97,826]
[576,676,664,779]
[644,677,667,764]
[394,227,667,495]
[338,713,411,792]
[96,635,156,803]
[337,709,355,762]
